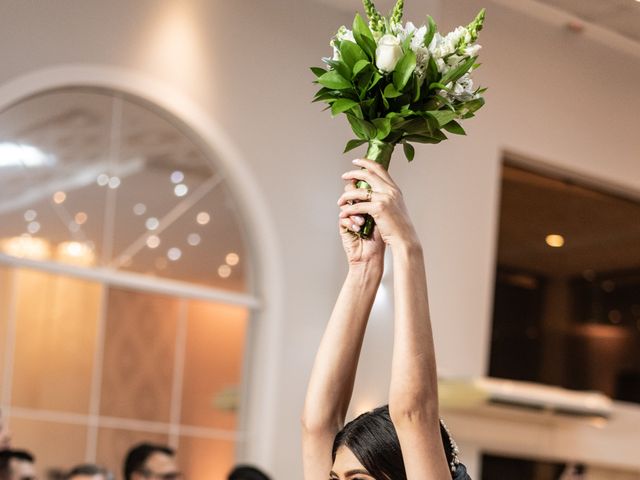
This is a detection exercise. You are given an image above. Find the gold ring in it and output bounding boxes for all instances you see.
[366,189,373,202]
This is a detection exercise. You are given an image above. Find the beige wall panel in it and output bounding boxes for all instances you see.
[96,427,170,478]
[11,269,101,413]
[178,435,236,480]
[100,288,179,422]
[9,417,87,477]
[181,301,248,430]
[0,266,13,380]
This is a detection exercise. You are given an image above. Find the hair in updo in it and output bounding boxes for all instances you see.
[332,405,458,480]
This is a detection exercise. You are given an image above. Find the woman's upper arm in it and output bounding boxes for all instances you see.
[395,419,452,480]
[302,427,335,480]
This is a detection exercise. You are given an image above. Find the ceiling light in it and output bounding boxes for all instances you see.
[96,173,110,186]
[24,210,37,222]
[145,217,160,231]
[53,191,66,204]
[174,184,188,197]
[225,252,239,266]
[146,235,161,249]
[108,176,121,189]
[74,212,88,225]
[187,233,201,246]
[133,203,147,215]
[218,264,231,278]
[56,241,95,266]
[170,171,184,184]
[196,212,210,225]
[0,142,55,168]
[1,236,51,260]
[545,234,564,248]
[167,247,182,261]
[27,221,41,234]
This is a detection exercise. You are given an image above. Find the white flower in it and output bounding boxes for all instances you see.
[330,26,356,61]
[464,44,482,57]
[410,25,428,51]
[376,34,403,73]
[451,73,476,100]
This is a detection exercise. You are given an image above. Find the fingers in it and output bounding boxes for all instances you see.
[342,167,390,193]
[337,188,371,206]
[352,158,396,186]
[339,200,380,219]
[339,216,364,233]
[343,180,357,193]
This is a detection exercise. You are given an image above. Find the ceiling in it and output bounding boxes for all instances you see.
[534,0,640,43]
[0,88,249,292]
[497,163,640,278]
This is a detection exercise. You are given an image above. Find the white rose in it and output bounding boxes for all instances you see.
[376,34,403,73]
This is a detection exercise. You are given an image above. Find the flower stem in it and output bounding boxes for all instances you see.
[357,139,395,238]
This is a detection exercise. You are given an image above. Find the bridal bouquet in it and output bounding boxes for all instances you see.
[312,0,486,237]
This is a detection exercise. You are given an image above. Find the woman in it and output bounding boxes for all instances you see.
[302,158,470,480]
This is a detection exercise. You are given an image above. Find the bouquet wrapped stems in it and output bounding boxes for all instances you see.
[356,139,395,238]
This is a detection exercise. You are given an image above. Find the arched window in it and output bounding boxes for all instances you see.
[0,88,257,478]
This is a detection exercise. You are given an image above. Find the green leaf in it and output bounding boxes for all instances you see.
[353,59,371,77]
[424,15,437,48]
[404,134,442,144]
[331,99,359,116]
[347,114,376,140]
[440,56,477,86]
[443,120,466,135]
[326,59,352,81]
[429,82,451,92]
[458,97,485,116]
[372,118,391,140]
[310,67,327,78]
[383,83,402,98]
[369,72,383,90]
[393,50,417,91]
[426,110,458,128]
[403,142,415,161]
[353,13,377,59]
[401,31,415,54]
[318,70,352,90]
[340,40,367,69]
[344,139,368,153]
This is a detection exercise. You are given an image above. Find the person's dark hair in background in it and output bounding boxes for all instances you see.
[228,465,271,480]
[123,443,179,480]
[66,464,113,480]
[0,450,36,480]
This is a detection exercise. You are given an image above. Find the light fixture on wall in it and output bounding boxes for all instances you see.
[56,241,95,266]
[1,236,52,260]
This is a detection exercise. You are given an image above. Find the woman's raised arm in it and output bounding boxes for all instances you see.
[339,159,450,479]
[302,180,386,480]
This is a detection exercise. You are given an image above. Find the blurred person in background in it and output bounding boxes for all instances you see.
[227,465,271,480]
[123,443,180,480]
[0,450,36,480]
[0,410,10,450]
[65,464,113,480]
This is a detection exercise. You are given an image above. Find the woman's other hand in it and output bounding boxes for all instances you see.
[339,159,419,250]
[338,179,386,266]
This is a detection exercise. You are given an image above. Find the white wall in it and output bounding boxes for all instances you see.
[1,0,640,478]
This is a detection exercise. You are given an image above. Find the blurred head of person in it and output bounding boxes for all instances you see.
[0,450,36,480]
[66,464,113,480]
[123,443,180,480]
[228,465,271,480]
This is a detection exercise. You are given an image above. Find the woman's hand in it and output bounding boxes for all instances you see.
[338,179,386,266]
[339,159,419,250]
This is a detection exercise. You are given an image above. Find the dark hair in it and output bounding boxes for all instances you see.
[123,443,174,480]
[67,464,113,480]
[0,450,35,480]
[332,405,456,480]
[228,465,271,480]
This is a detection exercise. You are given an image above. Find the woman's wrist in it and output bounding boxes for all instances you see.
[391,235,423,260]
[347,259,384,281]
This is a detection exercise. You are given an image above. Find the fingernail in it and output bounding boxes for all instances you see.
[355,216,364,225]
[351,224,360,232]
[352,159,359,164]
